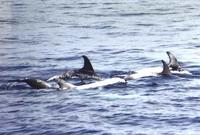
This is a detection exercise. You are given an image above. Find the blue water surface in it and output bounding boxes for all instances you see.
[1,0,200,135]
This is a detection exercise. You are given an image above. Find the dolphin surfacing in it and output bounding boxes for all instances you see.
[125,60,171,80]
[10,76,126,90]
[10,78,52,89]
[166,51,191,75]
[49,55,101,81]
[51,77,126,90]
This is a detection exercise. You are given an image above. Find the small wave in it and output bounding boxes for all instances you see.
[69,24,116,30]
[66,128,102,135]
[102,2,122,5]
[119,12,179,17]
[136,23,157,27]
[76,2,97,5]
[54,56,79,61]
[119,13,151,16]
[12,3,26,7]
[61,6,74,9]
[0,19,19,24]
[98,93,139,100]
[0,65,32,71]
[185,96,200,101]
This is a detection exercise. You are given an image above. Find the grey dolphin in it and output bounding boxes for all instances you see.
[50,55,101,81]
[166,51,182,71]
[65,55,100,79]
[160,60,171,75]
[10,78,52,89]
[166,51,192,75]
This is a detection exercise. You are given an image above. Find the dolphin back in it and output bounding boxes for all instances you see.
[10,78,51,89]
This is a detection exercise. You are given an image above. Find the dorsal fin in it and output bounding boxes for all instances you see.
[160,60,171,75]
[166,51,181,70]
[79,55,95,75]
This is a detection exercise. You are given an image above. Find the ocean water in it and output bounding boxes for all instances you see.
[1,0,200,134]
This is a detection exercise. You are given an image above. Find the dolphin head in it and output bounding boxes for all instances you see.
[47,75,63,81]
[17,78,51,89]
[48,77,75,90]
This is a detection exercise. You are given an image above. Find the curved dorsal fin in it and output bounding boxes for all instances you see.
[160,60,171,75]
[79,55,95,75]
[166,51,181,70]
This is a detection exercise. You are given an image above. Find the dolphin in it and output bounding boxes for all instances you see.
[9,78,52,89]
[9,76,125,90]
[124,60,171,80]
[49,77,126,90]
[49,55,101,81]
[166,51,191,75]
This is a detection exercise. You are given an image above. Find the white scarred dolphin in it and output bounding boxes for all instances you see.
[125,60,171,80]
[49,77,126,90]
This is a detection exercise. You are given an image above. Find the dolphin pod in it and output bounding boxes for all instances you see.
[9,51,191,90]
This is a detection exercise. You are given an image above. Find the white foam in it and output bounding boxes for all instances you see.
[99,93,139,100]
